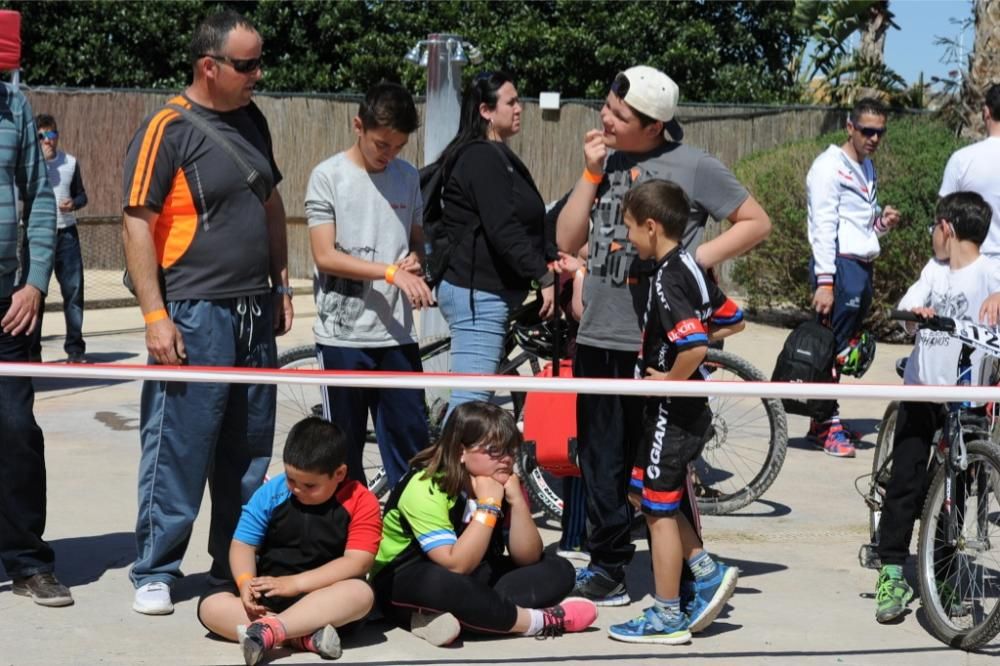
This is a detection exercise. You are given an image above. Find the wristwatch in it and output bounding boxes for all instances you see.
[273,285,294,296]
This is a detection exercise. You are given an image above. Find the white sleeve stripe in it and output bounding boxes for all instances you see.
[680,252,710,307]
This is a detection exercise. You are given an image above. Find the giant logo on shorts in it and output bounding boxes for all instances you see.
[646,402,670,480]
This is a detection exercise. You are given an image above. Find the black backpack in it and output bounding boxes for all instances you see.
[771,320,837,421]
[420,141,513,288]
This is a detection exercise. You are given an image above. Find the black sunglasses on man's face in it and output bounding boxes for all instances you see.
[201,54,262,74]
[850,121,886,139]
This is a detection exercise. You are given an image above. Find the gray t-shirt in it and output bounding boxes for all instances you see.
[304,152,422,348]
[578,142,749,351]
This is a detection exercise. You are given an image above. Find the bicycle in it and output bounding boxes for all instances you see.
[275,300,788,518]
[857,310,1000,651]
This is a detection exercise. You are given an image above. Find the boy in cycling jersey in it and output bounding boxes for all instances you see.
[607,179,743,644]
[875,191,1000,623]
[197,417,382,664]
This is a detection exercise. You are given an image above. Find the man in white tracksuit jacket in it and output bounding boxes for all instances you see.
[806,97,901,458]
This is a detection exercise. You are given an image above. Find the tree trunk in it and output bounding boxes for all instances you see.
[962,0,1000,137]
[856,1,896,100]
[858,1,892,65]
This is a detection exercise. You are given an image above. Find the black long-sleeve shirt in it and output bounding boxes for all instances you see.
[441,141,553,292]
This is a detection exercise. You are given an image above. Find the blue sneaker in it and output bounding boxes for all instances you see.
[687,563,738,632]
[573,566,629,606]
[608,605,691,645]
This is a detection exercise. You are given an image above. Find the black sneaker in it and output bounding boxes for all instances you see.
[572,566,629,606]
[12,572,74,607]
[66,352,87,364]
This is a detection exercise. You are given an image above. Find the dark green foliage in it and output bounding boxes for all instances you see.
[2,0,806,103]
[733,116,970,338]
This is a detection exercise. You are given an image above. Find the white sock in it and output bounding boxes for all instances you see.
[522,609,545,636]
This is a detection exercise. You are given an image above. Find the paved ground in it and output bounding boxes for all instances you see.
[2,298,998,665]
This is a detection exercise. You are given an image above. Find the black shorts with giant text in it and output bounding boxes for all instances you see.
[629,397,711,517]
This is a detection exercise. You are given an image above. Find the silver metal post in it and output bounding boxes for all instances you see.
[415,34,465,362]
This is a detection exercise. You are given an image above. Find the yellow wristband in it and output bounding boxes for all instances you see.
[818,285,834,291]
[235,572,253,588]
[477,496,501,508]
[582,168,603,185]
[385,264,399,285]
[143,309,168,325]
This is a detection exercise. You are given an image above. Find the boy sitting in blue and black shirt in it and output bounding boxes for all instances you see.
[608,180,744,645]
[197,417,382,665]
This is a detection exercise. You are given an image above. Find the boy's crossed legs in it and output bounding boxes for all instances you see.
[198,577,373,664]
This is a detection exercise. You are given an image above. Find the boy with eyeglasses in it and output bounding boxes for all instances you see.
[873,191,1000,623]
[806,97,901,458]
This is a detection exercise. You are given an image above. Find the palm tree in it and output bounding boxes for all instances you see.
[961,0,1000,135]
[795,0,903,104]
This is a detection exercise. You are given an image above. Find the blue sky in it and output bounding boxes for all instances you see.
[883,0,975,86]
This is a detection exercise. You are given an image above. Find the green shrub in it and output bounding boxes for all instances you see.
[732,116,969,338]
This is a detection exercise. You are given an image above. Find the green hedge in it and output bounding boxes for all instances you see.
[732,116,969,338]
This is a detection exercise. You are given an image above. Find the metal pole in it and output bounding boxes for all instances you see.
[418,33,463,378]
[422,33,463,165]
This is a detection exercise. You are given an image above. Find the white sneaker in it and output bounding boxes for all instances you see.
[133,581,174,615]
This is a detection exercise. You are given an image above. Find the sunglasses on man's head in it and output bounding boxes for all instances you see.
[850,122,886,139]
[37,130,58,141]
[202,54,262,74]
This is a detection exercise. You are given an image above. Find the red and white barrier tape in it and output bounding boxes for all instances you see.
[2,361,1000,404]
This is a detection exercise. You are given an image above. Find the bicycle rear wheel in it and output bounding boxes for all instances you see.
[916,438,1000,650]
[275,345,388,498]
[694,349,789,515]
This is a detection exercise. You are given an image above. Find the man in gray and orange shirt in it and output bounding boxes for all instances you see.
[121,9,291,616]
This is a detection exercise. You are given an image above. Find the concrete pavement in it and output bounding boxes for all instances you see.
[2,300,997,665]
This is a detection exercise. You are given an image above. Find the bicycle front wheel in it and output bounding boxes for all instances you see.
[694,349,789,515]
[275,345,389,498]
[867,401,900,561]
[916,438,1000,651]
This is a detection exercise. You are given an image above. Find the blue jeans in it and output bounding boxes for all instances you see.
[316,343,428,490]
[810,256,873,420]
[31,226,85,356]
[131,297,276,588]
[437,280,526,415]
[0,298,54,579]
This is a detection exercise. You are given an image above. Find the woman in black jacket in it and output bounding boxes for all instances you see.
[436,71,556,415]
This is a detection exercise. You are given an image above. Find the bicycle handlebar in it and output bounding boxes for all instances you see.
[889,309,956,333]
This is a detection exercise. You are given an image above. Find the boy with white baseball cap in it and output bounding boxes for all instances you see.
[554,65,770,640]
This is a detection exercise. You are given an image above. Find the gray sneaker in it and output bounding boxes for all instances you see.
[411,611,461,646]
[12,573,74,607]
[572,566,630,606]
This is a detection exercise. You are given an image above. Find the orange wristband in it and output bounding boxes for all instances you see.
[582,168,603,185]
[474,510,498,528]
[143,309,168,325]
[385,264,399,285]
[235,572,253,588]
